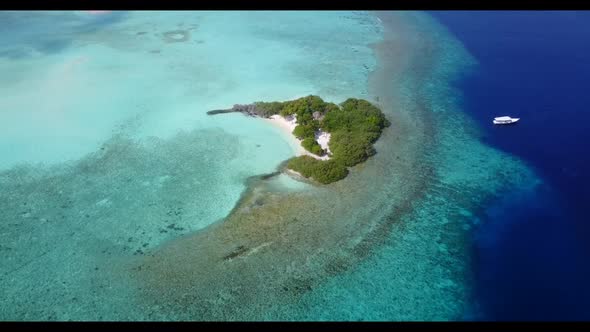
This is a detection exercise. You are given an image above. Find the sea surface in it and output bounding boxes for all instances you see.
[431,11,590,320]
[0,10,579,321]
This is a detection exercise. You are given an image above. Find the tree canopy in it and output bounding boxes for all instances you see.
[255,95,390,184]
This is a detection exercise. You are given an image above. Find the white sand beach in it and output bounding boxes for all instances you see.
[315,131,331,154]
[264,114,331,160]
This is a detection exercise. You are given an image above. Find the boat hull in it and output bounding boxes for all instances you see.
[493,118,520,125]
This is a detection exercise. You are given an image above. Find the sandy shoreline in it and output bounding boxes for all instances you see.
[263,114,331,160]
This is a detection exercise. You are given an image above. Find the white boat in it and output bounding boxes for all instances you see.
[493,116,520,125]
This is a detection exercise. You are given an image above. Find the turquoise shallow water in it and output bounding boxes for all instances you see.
[254,12,540,321]
[0,11,538,320]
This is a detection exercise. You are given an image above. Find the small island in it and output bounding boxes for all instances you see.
[208,95,390,184]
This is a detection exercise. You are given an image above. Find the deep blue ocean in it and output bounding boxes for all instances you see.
[430,11,590,320]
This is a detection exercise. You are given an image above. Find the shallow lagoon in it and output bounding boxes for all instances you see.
[0,11,537,320]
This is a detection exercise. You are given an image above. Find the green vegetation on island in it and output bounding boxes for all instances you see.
[287,156,349,184]
[255,95,390,184]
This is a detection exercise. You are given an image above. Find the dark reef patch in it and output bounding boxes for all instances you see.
[222,245,249,261]
[0,11,128,59]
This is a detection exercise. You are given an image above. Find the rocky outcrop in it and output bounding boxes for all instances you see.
[207,104,262,117]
